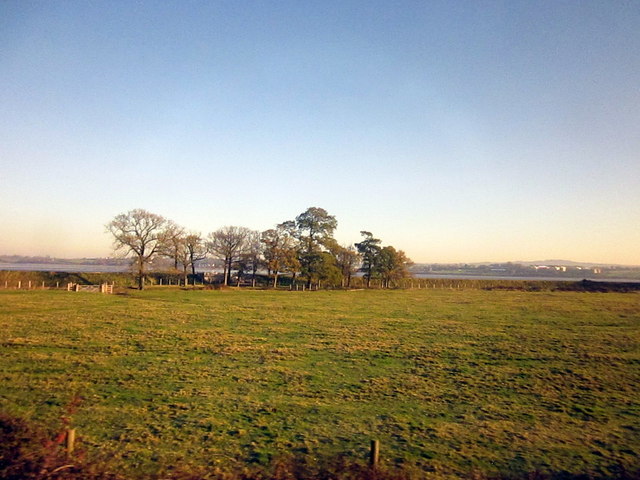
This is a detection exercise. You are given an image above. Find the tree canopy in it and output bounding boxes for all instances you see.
[106,209,167,290]
[107,206,412,289]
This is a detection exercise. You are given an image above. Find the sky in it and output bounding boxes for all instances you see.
[1,1,639,265]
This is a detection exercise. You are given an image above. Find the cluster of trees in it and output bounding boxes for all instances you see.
[106,208,412,290]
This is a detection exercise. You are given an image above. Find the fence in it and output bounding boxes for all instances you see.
[67,283,114,294]
[0,277,566,292]
[2,280,62,290]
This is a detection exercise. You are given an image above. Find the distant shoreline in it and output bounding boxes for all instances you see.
[413,273,640,283]
[1,263,639,283]
[0,263,130,273]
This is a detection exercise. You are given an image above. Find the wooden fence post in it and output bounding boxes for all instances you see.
[66,428,76,455]
[369,439,380,467]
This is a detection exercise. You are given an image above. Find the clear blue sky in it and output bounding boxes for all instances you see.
[1,1,639,264]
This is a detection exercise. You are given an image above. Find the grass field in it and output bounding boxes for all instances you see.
[1,287,639,479]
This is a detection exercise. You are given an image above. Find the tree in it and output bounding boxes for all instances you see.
[332,244,360,288]
[207,226,249,286]
[294,207,337,288]
[106,209,167,290]
[241,230,262,287]
[316,251,342,288]
[160,221,186,271]
[173,236,191,286]
[184,233,208,277]
[376,246,413,288]
[261,222,299,288]
[355,231,381,288]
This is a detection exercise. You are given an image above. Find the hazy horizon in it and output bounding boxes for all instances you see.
[1,250,638,269]
[2,2,639,264]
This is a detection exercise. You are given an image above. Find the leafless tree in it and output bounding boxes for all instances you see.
[106,209,167,290]
[241,230,263,287]
[185,232,208,277]
[160,220,186,271]
[207,226,250,286]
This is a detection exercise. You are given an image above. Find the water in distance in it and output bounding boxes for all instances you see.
[0,263,129,273]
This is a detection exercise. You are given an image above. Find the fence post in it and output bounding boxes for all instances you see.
[66,428,76,455]
[18,281,21,289]
[369,439,380,467]
[28,281,32,289]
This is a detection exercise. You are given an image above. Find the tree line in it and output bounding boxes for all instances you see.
[106,207,413,290]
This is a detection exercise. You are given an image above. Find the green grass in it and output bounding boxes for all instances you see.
[1,288,639,478]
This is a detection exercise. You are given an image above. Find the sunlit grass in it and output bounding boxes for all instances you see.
[1,288,638,478]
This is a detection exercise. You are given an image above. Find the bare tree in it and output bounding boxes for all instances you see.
[160,220,186,271]
[242,230,262,287]
[184,233,208,277]
[106,209,167,290]
[207,226,250,286]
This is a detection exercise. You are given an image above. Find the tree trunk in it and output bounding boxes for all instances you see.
[137,257,144,290]
[226,259,233,286]
[273,273,278,288]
